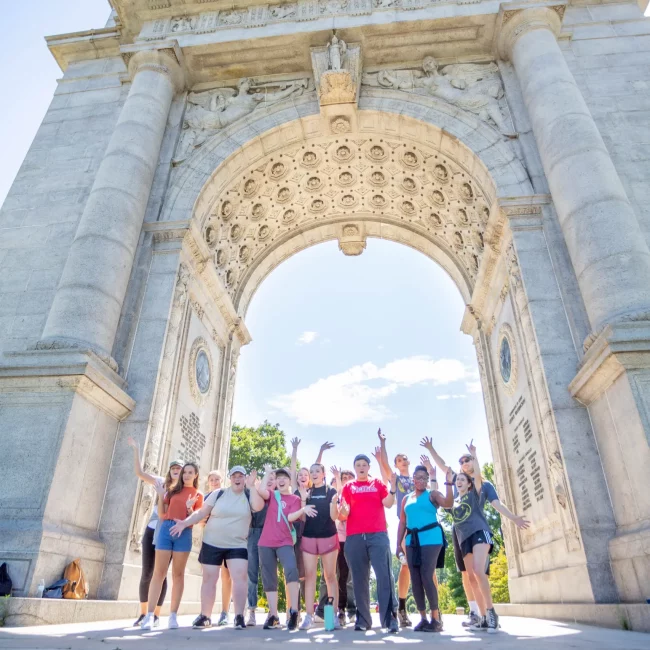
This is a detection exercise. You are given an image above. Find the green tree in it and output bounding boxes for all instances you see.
[488,549,510,603]
[481,462,503,552]
[229,421,292,473]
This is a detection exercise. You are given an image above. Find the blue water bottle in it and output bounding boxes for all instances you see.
[324,596,335,631]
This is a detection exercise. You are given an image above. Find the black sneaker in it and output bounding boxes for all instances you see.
[192,614,212,629]
[133,614,145,627]
[429,618,443,633]
[263,614,281,630]
[486,608,499,634]
[462,611,481,628]
[387,616,399,634]
[287,609,299,631]
[397,609,412,627]
[473,615,488,631]
[234,614,246,630]
[413,618,430,632]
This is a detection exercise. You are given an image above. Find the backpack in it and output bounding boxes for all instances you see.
[0,562,11,597]
[61,559,88,600]
[214,487,251,504]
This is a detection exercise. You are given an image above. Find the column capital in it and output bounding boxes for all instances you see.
[122,42,186,94]
[496,2,566,60]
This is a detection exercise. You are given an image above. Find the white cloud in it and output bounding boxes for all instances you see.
[269,355,472,427]
[297,331,319,345]
[465,381,482,394]
[437,394,467,400]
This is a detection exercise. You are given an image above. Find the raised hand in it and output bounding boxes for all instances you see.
[466,439,476,457]
[420,454,433,468]
[154,481,166,497]
[446,467,454,485]
[290,437,301,450]
[389,472,397,492]
[186,493,199,510]
[263,463,274,475]
[320,441,335,453]
[330,466,341,480]
[371,446,382,463]
[419,436,434,452]
[513,515,531,530]
[377,428,386,443]
[303,504,318,518]
[245,470,257,488]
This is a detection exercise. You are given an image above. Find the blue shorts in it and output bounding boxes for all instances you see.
[155,520,193,552]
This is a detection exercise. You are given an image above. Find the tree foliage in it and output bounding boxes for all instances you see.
[488,549,510,603]
[229,421,292,473]
[480,462,503,552]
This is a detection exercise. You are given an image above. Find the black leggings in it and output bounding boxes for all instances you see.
[140,526,167,606]
[406,544,442,613]
[337,541,350,611]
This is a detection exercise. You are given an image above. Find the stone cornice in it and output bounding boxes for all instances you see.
[183,224,252,346]
[569,321,650,405]
[46,27,122,72]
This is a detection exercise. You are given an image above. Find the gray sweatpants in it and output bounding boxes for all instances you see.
[259,545,299,592]
[406,544,442,612]
[344,532,397,629]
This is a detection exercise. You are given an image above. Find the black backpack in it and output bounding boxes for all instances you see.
[0,563,12,597]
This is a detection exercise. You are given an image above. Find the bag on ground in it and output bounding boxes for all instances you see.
[0,562,12,597]
[61,559,88,600]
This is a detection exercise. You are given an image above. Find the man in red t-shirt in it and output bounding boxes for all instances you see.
[340,454,398,633]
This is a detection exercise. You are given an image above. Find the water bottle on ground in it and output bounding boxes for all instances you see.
[324,597,335,631]
[37,579,45,598]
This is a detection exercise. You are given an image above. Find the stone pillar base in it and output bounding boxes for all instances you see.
[0,349,134,597]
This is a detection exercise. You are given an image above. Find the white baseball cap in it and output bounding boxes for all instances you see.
[228,465,247,477]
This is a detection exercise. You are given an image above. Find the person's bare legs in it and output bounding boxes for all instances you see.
[398,563,410,600]
[461,571,474,601]
[200,564,221,618]
[170,552,190,613]
[221,565,232,614]
[227,559,248,616]
[287,581,300,614]
[147,550,171,613]
[321,550,339,612]
[463,554,486,616]
[432,570,440,622]
[303,552,319,616]
[471,545,493,610]
[266,591,279,617]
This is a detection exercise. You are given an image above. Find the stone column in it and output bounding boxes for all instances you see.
[498,6,650,336]
[39,49,184,364]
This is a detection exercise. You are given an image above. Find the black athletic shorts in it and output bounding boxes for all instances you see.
[198,542,247,566]
[452,527,491,575]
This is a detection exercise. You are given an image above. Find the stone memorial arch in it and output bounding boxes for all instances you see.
[1,0,649,629]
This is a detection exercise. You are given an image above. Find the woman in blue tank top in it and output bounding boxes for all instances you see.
[396,461,453,632]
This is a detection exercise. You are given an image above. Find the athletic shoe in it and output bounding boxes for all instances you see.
[299,613,313,630]
[133,614,145,627]
[334,617,342,630]
[168,613,179,629]
[473,615,488,631]
[140,614,153,631]
[398,609,412,628]
[462,611,481,628]
[234,614,246,630]
[287,609,300,631]
[387,616,399,634]
[246,608,256,627]
[192,614,212,629]
[429,619,443,633]
[313,614,325,624]
[354,624,371,631]
[486,608,499,634]
[153,616,160,628]
[338,611,347,627]
[263,614,281,629]
[413,618,430,632]
[218,611,229,626]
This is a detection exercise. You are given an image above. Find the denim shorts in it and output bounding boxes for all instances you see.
[155,520,193,552]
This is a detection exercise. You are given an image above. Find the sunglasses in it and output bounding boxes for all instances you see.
[459,457,473,464]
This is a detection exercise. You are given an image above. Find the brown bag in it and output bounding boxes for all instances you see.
[61,559,88,600]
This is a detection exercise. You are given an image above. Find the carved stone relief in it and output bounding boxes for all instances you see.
[362,57,516,137]
[200,136,490,302]
[311,35,362,107]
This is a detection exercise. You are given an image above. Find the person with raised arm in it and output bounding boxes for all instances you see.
[257,466,317,630]
[339,452,399,633]
[170,467,264,630]
[141,462,204,630]
[245,464,276,626]
[396,460,453,632]
[126,437,181,628]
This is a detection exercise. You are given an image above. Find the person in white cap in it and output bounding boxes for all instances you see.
[170,466,264,629]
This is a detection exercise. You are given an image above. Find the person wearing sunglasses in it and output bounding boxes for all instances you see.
[420,437,529,631]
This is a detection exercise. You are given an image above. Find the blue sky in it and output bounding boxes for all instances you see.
[3,1,491,541]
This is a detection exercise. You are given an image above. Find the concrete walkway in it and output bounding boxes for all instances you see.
[0,614,647,650]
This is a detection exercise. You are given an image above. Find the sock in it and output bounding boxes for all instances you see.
[399,598,406,611]
[469,600,478,614]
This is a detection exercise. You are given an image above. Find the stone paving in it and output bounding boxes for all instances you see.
[0,614,647,650]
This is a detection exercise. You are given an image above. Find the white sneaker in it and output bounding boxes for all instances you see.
[168,612,179,629]
[246,608,256,627]
[313,614,324,624]
[140,613,154,630]
[334,617,342,630]
[300,614,313,630]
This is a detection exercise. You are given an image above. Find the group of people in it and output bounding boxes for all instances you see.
[127,429,529,634]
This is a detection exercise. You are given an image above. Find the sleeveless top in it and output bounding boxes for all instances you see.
[404,490,443,546]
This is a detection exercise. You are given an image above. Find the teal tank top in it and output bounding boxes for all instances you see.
[404,491,442,546]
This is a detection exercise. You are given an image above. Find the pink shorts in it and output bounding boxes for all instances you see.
[301,534,339,556]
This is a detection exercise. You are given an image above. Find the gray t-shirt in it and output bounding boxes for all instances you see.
[395,474,415,518]
[447,481,497,544]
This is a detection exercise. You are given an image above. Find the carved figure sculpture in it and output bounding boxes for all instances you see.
[174,78,310,163]
[327,34,347,71]
[362,57,516,137]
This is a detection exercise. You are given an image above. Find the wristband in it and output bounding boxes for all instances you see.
[390,490,396,495]
[444,482,454,486]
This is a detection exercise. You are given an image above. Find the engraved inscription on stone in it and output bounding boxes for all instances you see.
[179,412,207,464]
[509,395,545,512]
